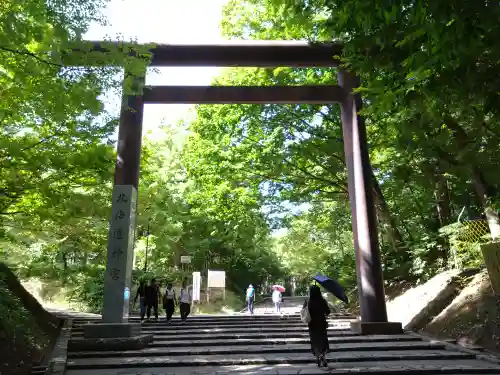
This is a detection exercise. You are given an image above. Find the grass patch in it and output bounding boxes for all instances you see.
[195,290,244,314]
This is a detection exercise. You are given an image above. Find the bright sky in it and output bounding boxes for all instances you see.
[84,0,228,137]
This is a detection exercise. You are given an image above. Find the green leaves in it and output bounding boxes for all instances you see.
[4,0,500,315]
[129,127,284,294]
[189,0,500,285]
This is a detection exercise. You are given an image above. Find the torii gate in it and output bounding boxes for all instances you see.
[68,41,402,340]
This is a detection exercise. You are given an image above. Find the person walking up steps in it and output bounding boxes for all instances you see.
[272,287,282,314]
[163,282,177,324]
[303,285,331,367]
[133,280,147,322]
[179,277,191,324]
[246,284,255,315]
[145,278,160,322]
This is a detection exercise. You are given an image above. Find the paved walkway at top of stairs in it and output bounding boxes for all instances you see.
[246,296,309,315]
[64,313,500,375]
[243,296,342,315]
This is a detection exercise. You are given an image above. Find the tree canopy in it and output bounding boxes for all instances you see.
[2,0,500,312]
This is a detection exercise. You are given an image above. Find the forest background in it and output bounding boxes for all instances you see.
[1,0,499,314]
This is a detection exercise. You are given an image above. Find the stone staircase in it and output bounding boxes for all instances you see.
[30,364,48,375]
[64,313,500,375]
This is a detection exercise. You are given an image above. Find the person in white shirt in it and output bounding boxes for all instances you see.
[162,282,177,323]
[246,284,255,314]
[179,277,192,323]
[272,287,282,313]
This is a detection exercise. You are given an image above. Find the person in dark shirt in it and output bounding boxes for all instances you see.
[145,278,160,322]
[303,285,330,367]
[133,280,147,322]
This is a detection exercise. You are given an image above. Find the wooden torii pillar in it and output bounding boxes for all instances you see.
[67,41,402,340]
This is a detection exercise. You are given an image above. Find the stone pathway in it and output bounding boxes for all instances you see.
[64,314,500,375]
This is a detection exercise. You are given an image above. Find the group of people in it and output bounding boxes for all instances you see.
[245,284,283,315]
[133,276,192,324]
[136,279,330,366]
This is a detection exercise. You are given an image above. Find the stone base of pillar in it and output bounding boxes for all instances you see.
[83,322,141,338]
[69,323,153,351]
[350,321,403,335]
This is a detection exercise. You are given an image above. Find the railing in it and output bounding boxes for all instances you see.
[445,219,490,269]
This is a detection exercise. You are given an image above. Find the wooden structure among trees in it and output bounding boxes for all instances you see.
[67,40,402,335]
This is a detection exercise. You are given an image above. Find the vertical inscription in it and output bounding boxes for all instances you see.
[102,185,137,323]
[109,190,129,281]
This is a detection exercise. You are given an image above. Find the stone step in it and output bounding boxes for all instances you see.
[30,365,47,375]
[63,360,500,375]
[142,325,351,333]
[67,335,423,353]
[30,368,47,375]
[65,350,475,369]
[68,340,446,358]
[70,320,353,331]
[135,330,355,341]
[70,326,352,337]
[71,314,305,323]
[73,318,354,329]
[71,318,311,327]
[71,324,351,334]
[31,366,47,371]
[70,332,321,342]
[147,334,423,347]
[70,313,354,325]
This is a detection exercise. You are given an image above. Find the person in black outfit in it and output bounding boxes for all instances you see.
[145,278,160,321]
[162,282,177,323]
[303,285,330,367]
[179,277,191,323]
[133,280,147,322]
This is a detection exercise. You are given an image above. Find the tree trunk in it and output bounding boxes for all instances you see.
[0,262,59,330]
[471,167,500,240]
[371,172,410,262]
[62,252,68,271]
[434,170,451,228]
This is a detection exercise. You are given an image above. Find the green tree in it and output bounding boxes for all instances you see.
[180,0,500,284]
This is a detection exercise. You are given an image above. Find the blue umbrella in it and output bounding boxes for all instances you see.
[312,274,348,304]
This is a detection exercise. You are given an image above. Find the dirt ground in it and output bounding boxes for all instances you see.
[423,271,500,352]
[0,329,56,375]
[0,306,60,375]
[347,269,500,353]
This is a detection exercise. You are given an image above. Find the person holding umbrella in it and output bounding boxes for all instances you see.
[272,285,284,314]
[303,284,330,367]
[312,274,348,304]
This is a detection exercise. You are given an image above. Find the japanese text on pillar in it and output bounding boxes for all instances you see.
[109,191,129,281]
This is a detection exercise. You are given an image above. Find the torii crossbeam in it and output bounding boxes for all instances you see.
[66,40,402,342]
